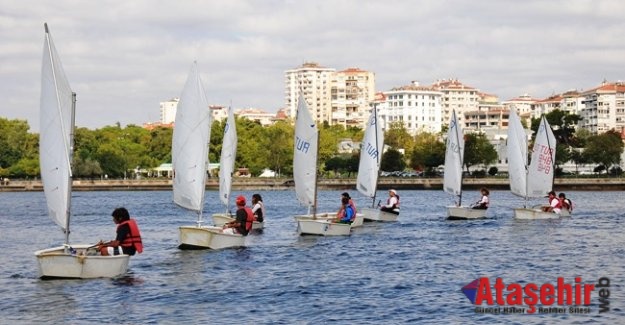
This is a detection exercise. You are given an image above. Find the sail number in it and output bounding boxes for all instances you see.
[535,144,553,174]
[365,142,379,159]
[295,136,311,153]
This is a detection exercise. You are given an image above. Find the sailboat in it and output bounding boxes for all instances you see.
[211,108,264,229]
[444,110,487,220]
[507,109,565,219]
[358,105,395,222]
[293,96,351,236]
[34,23,130,278]
[174,62,246,249]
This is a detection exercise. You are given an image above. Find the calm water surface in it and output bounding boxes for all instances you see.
[0,189,624,324]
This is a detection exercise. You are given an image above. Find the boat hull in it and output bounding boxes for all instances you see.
[514,208,561,220]
[361,207,398,222]
[211,213,264,229]
[179,226,246,249]
[293,212,363,228]
[446,206,487,220]
[295,217,351,236]
[34,244,130,279]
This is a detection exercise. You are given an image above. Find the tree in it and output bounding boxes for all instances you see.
[384,121,414,151]
[409,132,445,172]
[584,130,624,175]
[463,133,498,172]
[263,120,293,177]
[381,148,406,172]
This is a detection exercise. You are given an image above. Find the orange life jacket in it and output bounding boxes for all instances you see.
[118,218,143,254]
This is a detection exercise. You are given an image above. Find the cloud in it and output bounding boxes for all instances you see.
[1,0,624,132]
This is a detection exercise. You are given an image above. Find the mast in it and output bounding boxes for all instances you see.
[65,92,76,246]
[454,110,464,207]
[370,104,380,208]
[312,130,320,219]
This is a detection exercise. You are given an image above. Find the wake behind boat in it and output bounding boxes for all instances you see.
[507,109,563,219]
[292,95,350,236]
[444,110,487,220]
[173,62,246,249]
[34,23,130,278]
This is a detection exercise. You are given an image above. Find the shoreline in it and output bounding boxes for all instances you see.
[1,177,624,192]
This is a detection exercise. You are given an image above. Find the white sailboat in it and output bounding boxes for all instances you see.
[358,105,395,222]
[507,109,564,219]
[34,23,130,278]
[293,96,351,236]
[211,107,264,229]
[174,63,246,249]
[444,110,487,220]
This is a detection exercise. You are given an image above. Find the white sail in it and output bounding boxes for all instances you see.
[39,23,74,232]
[507,109,529,198]
[172,62,212,213]
[443,109,464,198]
[527,117,556,198]
[293,95,318,207]
[356,107,384,198]
[218,106,237,208]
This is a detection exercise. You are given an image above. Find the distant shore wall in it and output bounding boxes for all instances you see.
[1,177,624,192]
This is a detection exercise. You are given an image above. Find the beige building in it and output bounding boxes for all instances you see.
[330,68,376,128]
[431,79,480,126]
[378,81,443,136]
[236,108,276,126]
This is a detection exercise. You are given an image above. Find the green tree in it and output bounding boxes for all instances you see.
[410,132,445,172]
[464,133,497,172]
[384,121,414,151]
[263,120,293,177]
[381,148,406,172]
[584,130,624,174]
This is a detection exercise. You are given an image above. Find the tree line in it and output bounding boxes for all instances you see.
[0,109,623,179]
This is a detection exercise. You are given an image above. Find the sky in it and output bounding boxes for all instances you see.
[1,0,624,132]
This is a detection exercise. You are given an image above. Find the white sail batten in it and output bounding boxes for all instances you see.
[219,106,237,208]
[357,107,384,199]
[39,23,74,232]
[507,109,529,198]
[443,110,464,199]
[293,95,319,207]
[527,117,556,198]
[172,62,212,214]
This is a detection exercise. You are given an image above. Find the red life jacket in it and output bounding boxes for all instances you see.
[118,219,143,254]
[243,207,254,232]
[550,197,562,209]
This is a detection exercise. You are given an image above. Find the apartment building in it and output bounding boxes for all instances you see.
[579,81,625,134]
[236,108,276,126]
[431,78,480,126]
[284,62,335,123]
[330,68,375,128]
[377,81,443,136]
[160,97,180,124]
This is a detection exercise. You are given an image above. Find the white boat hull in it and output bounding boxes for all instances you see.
[34,244,130,279]
[294,212,363,228]
[179,226,246,249]
[361,207,398,222]
[514,208,561,220]
[211,213,264,229]
[295,217,351,236]
[447,206,487,220]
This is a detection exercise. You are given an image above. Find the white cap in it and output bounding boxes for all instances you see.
[389,189,397,195]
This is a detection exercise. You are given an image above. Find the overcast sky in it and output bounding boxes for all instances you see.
[1,0,624,132]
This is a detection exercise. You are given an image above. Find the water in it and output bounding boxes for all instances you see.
[0,189,623,324]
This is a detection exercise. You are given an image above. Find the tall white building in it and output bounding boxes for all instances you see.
[160,97,179,124]
[579,81,625,134]
[331,68,375,128]
[284,62,335,123]
[377,81,443,136]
